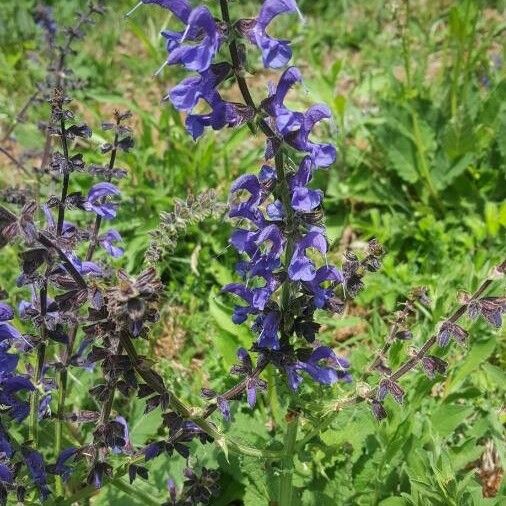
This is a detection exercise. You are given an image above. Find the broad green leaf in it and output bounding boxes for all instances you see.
[430,404,474,438]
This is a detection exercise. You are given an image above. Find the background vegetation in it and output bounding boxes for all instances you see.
[0,0,504,504]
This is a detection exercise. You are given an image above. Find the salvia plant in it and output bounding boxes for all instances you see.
[0,1,504,505]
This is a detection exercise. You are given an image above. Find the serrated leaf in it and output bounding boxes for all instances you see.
[386,140,419,183]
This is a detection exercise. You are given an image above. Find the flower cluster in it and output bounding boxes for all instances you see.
[0,96,135,500]
[134,0,351,403]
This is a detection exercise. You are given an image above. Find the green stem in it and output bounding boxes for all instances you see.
[267,364,284,428]
[278,411,300,506]
[118,331,282,459]
[29,277,48,443]
[29,342,46,442]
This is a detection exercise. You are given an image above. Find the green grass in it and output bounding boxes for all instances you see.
[0,0,505,504]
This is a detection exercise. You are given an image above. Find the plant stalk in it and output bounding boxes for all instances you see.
[279,410,300,506]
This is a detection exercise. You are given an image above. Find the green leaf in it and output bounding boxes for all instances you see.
[446,337,497,393]
[379,498,409,506]
[208,292,251,366]
[482,363,506,387]
[450,438,484,470]
[430,404,474,438]
[386,139,419,183]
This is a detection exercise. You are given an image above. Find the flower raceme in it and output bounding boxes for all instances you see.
[132,0,351,397]
[0,99,133,501]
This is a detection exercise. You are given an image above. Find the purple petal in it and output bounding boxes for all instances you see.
[291,186,322,212]
[168,6,222,72]
[0,323,21,342]
[142,0,191,22]
[87,182,120,202]
[0,463,13,484]
[0,303,14,322]
[246,380,257,408]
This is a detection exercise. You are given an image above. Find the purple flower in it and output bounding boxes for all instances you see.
[261,69,336,166]
[0,463,13,484]
[284,105,337,167]
[230,174,265,209]
[261,66,303,133]
[186,97,254,140]
[144,442,164,462]
[142,0,191,22]
[222,275,279,323]
[239,0,303,68]
[0,303,14,322]
[255,224,285,259]
[167,62,231,111]
[83,182,120,220]
[22,448,50,501]
[303,266,343,308]
[421,355,448,379]
[0,350,19,374]
[229,202,267,228]
[230,348,267,407]
[267,200,284,221]
[437,321,468,347]
[113,416,133,454]
[166,6,223,72]
[300,346,350,384]
[0,323,21,342]
[217,396,231,421]
[254,310,281,349]
[377,378,404,404]
[51,448,78,482]
[230,228,259,256]
[98,229,124,258]
[291,186,323,212]
[68,253,104,277]
[0,375,34,421]
[0,423,13,458]
[285,346,350,390]
[38,393,52,420]
[288,227,327,281]
[167,478,178,504]
[87,462,112,489]
[371,400,387,421]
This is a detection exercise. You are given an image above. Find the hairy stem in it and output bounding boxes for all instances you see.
[219,0,277,139]
[29,280,48,443]
[118,331,282,459]
[279,410,300,506]
[56,115,70,236]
